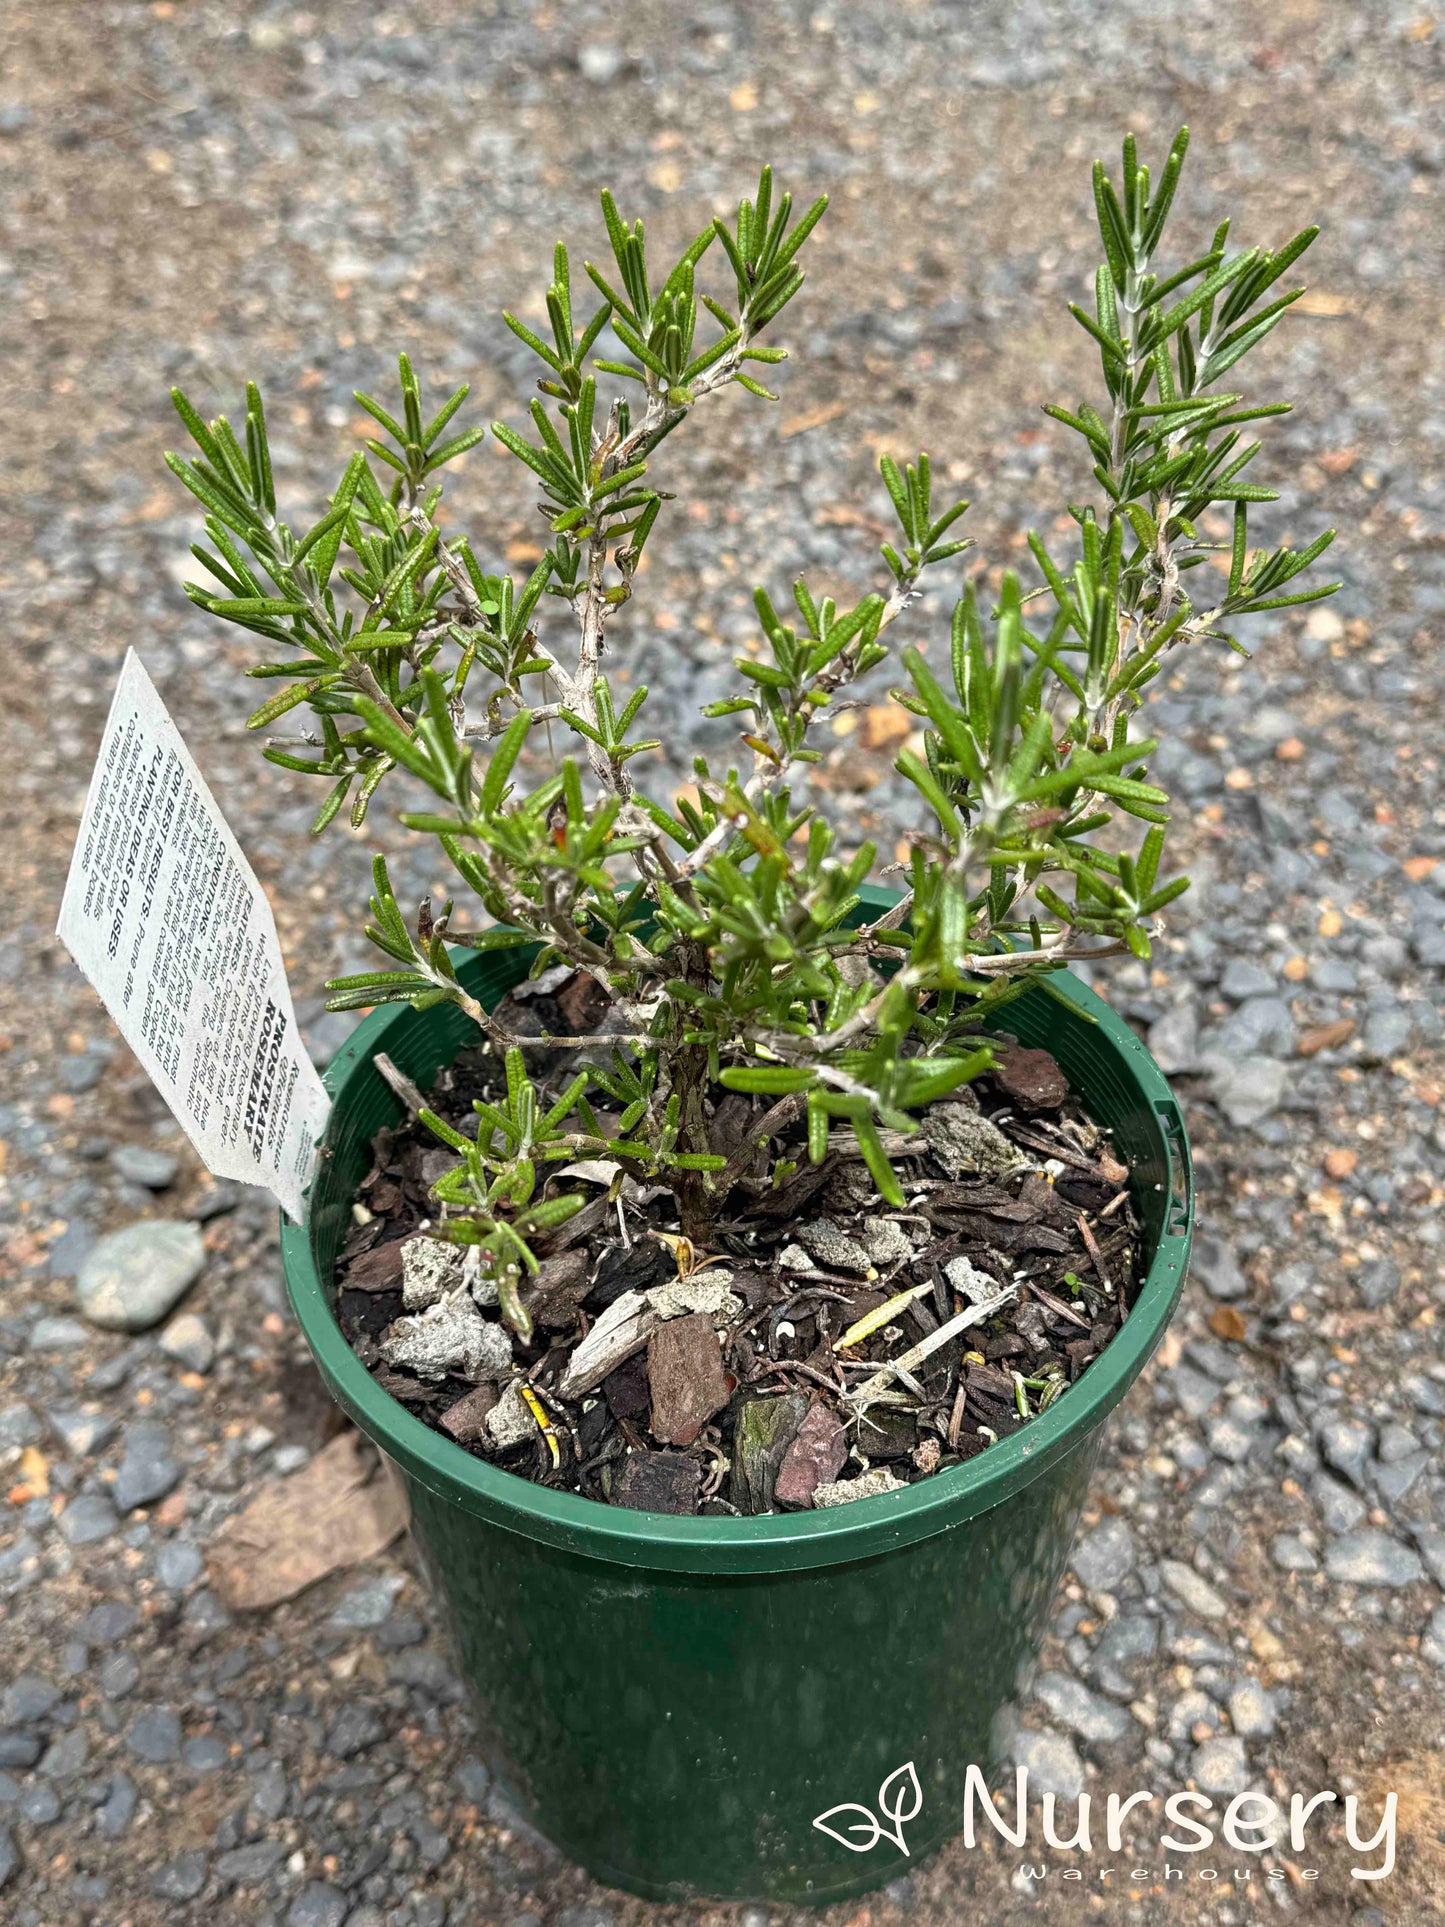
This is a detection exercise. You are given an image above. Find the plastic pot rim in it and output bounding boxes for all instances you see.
[281,901,1191,1576]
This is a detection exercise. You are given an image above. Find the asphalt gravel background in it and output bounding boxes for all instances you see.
[2,3,1444,1924]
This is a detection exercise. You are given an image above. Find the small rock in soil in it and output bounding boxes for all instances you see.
[647,1313,730,1447]
[645,1272,739,1320]
[795,1218,874,1274]
[612,1451,701,1515]
[379,1295,511,1382]
[774,1402,847,1508]
[76,1220,205,1331]
[945,1253,1003,1305]
[861,1218,914,1268]
[484,1380,538,1452]
[401,1235,468,1311]
[922,1102,1028,1178]
[993,1044,1069,1111]
[814,1467,906,1507]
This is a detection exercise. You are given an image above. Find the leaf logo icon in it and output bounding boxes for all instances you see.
[813,1761,922,1855]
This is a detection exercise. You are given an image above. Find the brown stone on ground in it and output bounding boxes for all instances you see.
[647,1312,730,1447]
[440,1383,499,1445]
[774,1401,847,1509]
[993,1044,1069,1112]
[612,1451,702,1515]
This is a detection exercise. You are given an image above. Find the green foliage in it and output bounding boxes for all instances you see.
[420,1047,592,1339]
[171,138,1331,1310]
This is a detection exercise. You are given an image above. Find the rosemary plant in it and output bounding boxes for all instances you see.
[168,134,1334,1330]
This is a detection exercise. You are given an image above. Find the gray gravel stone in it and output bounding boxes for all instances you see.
[215,1839,287,1883]
[48,1406,117,1457]
[0,1732,42,1769]
[58,1491,118,1546]
[98,1652,140,1700]
[109,1144,179,1189]
[97,1773,137,1839]
[126,1705,183,1763]
[155,1539,203,1590]
[31,1733,80,1796]
[1007,1726,1084,1799]
[248,1759,288,1820]
[19,1781,60,1824]
[1071,1518,1136,1593]
[328,1573,406,1630]
[1191,1234,1250,1302]
[1317,1416,1373,1488]
[325,1703,384,1759]
[1421,1607,1445,1668]
[151,1850,208,1900]
[0,1825,16,1891]
[288,1881,350,1927]
[1200,1054,1289,1128]
[1326,1531,1424,1587]
[158,1311,214,1373]
[1191,1734,1250,1796]
[1032,1671,1132,1743]
[1357,1258,1401,1309]
[76,1220,205,1332]
[182,1733,228,1772]
[1228,1681,1278,1738]
[3,1675,60,1724]
[112,1421,180,1511]
[30,1315,93,1350]
[1159,1560,1230,1619]
[1271,1533,1319,1572]
[1313,1474,1367,1533]
[0,1402,41,1448]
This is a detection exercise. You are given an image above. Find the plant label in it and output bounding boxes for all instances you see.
[57,649,330,1220]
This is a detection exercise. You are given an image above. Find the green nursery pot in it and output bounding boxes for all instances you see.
[280,885,1192,1904]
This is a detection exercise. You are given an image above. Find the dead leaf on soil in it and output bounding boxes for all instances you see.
[1298,1018,1356,1057]
[205,1430,407,1611]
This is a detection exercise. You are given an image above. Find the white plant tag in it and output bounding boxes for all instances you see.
[56,650,330,1221]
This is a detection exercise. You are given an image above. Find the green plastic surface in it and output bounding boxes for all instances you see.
[280,885,1192,1900]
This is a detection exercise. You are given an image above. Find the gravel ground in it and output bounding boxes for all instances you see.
[3,2,1444,1923]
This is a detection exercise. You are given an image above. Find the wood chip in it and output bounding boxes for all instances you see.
[647,1313,731,1447]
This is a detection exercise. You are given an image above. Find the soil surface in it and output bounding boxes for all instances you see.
[335,1018,1143,1511]
[2,3,1444,1925]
